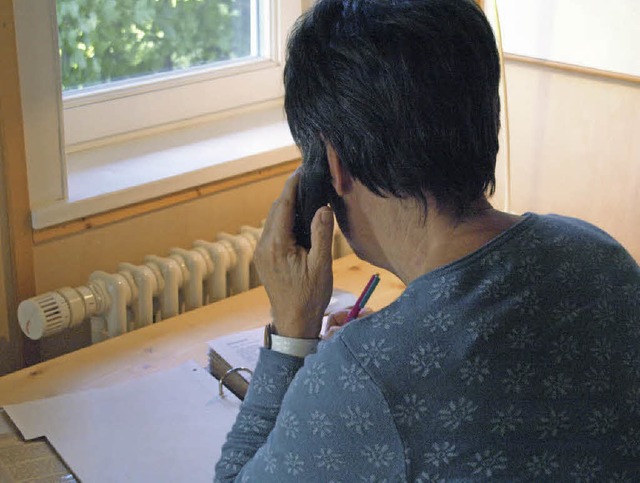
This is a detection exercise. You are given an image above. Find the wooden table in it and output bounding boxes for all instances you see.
[0,255,405,406]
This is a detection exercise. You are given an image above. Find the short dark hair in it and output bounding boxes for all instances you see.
[284,0,501,217]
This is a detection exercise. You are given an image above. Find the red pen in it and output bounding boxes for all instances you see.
[344,274,380,323]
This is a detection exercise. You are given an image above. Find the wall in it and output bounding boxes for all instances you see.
[500,59,640,260]
[1,0,39,375]
[0,146,20,375]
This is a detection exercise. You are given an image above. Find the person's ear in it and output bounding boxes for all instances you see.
[326,142,353,196]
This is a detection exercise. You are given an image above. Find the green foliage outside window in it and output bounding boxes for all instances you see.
[57,0,252,91]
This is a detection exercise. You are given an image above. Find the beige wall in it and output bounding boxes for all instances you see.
[34,171,293,359]
[0,138,20,375]
[499,60,640,260]
[1,0,39,375]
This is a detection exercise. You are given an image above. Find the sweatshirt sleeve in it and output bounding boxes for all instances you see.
[214,335,406,482]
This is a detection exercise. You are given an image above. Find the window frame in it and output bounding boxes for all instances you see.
[14,0,301,228]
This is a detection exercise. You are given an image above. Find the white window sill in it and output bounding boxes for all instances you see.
[31,103,299,230]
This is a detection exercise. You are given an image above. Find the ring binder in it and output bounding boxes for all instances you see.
[218,367,253,398]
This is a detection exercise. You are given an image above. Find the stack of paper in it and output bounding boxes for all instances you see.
[3,361,240,483]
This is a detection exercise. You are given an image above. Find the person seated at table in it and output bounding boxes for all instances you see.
[215,0,640,480]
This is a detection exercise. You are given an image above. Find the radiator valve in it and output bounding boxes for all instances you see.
[17,285,102,340]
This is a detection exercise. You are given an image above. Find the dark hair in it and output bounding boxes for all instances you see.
[284,0,501,217]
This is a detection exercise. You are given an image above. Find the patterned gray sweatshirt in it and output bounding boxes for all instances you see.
[215,214,640,481]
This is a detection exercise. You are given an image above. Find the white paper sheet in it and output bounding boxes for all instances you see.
[4,361,240,483]
[209,326,264,372]
[208,288,358,371]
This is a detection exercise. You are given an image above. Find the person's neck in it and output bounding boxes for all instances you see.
[380,199,521,285]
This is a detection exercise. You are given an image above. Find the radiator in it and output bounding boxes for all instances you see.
[18,224,352,344]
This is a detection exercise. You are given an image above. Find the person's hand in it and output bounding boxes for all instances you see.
[323,307,374,339]
[254,170,335,339]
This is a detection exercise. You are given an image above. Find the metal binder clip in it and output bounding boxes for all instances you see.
[218,367,253,397]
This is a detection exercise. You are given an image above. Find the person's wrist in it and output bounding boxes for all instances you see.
[264,323,319,358]
[271,313,323,339]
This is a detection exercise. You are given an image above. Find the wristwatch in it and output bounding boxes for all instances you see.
[264,323,319,358]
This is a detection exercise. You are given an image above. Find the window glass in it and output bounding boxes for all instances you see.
[57,0,256,93]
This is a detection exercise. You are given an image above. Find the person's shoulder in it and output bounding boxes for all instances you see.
[529,213,623,245]
[522,213,637,266]
[321,301,408,362]
[329,291,441,388]
[514,213,639,312]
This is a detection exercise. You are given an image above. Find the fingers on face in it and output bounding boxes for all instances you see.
[278,170,301,238]
[309,206,335,266]
[261,170,301,249]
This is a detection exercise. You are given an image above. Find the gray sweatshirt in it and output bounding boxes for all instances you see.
[216,214,640,481]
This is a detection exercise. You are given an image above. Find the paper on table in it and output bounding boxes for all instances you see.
[4,361,239,483]
[209,326,264,372]
[208,288,358,372]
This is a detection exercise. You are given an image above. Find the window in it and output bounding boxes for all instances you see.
[14,0,301,228]
[59,0,287,147]
[59,0,257,93]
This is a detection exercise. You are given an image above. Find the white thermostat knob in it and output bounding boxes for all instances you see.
[18,292,71,340]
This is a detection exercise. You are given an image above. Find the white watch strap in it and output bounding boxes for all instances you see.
[270,334,319,358]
